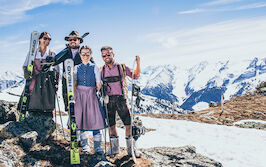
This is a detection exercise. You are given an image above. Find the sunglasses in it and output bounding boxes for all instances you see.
[68,38,78,42]
[43,37,51,41]
[102,54,112,58]
[80,52,91,56]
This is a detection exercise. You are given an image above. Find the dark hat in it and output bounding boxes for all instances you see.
[64,31,83,43]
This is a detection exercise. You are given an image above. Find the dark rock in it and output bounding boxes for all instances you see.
[0,138,23,167]
[0,121,31,139]
[235,122,266,130]
[0,112,55,150]
[0,100,19,124]
[140,145,223,167]
[0,101,223,167]
[24,111,56,143]
[19,131,38,151]
[209,102,218,108]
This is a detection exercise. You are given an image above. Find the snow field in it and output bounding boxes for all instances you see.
[56,115,266,167]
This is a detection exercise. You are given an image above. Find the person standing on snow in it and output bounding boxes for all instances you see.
[100,46,141,157]
[73,45,106,154]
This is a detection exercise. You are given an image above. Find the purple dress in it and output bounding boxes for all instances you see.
[74,63,105,131]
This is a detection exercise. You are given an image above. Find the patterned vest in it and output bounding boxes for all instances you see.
[76,64,96,87]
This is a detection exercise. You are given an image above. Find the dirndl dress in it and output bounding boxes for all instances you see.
[74,63,105,131]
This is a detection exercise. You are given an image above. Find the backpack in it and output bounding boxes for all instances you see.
[101,63,128,99]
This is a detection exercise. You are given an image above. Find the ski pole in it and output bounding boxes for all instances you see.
[55,107,58,140]
[49,67,66,140]
[130,56,137,163]
[104,95,112,156]
[104,123,107,155]
[56,93,66,140]
[100,94,107,155]
[102,85,113,156]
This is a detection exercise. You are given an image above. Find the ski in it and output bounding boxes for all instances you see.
[81,32,90,39]
[129,59,137,163]
[19,31,39,121]
[64,58,80,165]
[40,32,90,72]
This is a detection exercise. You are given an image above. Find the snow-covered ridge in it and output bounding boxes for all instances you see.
[0,71,24,91]
[1,57,265,111]
[137,57,266,110]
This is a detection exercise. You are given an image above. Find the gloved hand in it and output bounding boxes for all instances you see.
[46,56,55,63]
[41,56,55,72]
[96,90,102,98]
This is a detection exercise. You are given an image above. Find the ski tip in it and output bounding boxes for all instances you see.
[32,31,39,34]
[81,32,90,38]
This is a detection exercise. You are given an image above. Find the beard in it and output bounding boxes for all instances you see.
[68,42,80,49]
[70,45,79,49]
[105,57,113,65]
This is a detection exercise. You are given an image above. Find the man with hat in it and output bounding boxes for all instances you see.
[50,30,86,149]
[53,30,83,112]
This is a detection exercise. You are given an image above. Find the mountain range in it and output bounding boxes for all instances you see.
[0,71,24,91]
[136,57,266,110]
[0,57,265,111]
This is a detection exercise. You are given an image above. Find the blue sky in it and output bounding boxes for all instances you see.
[1,0,266,71]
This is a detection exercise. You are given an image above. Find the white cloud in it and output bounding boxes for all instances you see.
[178,8,206,15]
[203,0,243,6]
[0,0,82,27]
[142,17,266,68]
[178,2,266,15]
[235,2,266,10]
[0,13,27,27]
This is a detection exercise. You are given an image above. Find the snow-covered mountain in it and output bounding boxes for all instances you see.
[137,57,266,110]
[130,92,186,114]
[0,73,186,114]
[0,71,24,91]
[1,57,265,111]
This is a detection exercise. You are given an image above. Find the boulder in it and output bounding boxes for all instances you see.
[209,102,218,107]
[140,145,223,167]
[0,100,19,124]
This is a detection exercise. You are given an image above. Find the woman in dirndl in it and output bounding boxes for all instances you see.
[74,45,105,154]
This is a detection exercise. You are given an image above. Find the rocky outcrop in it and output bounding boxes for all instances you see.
[140,92,266,128]
[235,121,266,131]
[140,146,222,167]
[0,100,19,124]
[0,100,223,167]
[0,120,115,166]
[209,102,218,108]
[256,81,266,95]
[1,124,223,167]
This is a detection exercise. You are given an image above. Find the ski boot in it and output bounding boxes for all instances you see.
[107,135,120,157]
[126,136,142,158]
[93,133,104,155]
[80,131,90,154]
